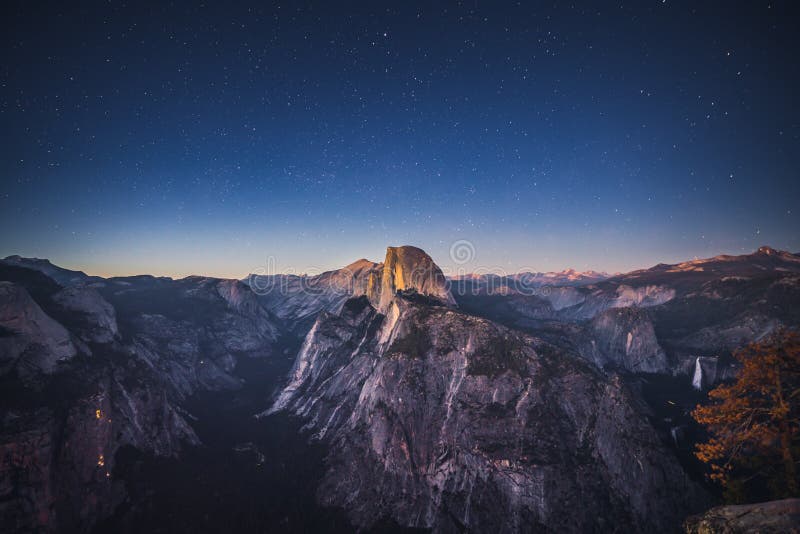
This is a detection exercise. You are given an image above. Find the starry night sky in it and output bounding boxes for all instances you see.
[1,1,798,278]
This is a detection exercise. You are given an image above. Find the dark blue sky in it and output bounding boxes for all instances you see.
[2,1,798,277]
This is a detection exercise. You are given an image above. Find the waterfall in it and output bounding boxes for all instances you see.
[691,357,703,390]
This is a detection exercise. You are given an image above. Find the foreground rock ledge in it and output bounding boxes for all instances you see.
[684,498,800,534]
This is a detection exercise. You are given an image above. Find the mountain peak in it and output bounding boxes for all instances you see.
[2,255,96,287]
[343,258,379,273]
[368,245,455,311]
[756,245,779,256]
[4,255,54,266]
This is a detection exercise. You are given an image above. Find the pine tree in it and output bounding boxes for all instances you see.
[692,330,800,502]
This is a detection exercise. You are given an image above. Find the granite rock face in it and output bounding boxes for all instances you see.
[0,281,76,377]
[368,245,456,311]
[583,307,668,373]
[248,245,454,329]
[271,294,708,532]
[52,285,119,344]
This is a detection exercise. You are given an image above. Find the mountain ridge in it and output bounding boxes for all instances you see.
[6,245,797,289]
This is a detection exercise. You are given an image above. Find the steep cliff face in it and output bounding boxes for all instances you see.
[541,286,586,310]
[52,286,119,344]
[271,292,707,532]
[0,281,76,377]
[0,362,198,533]
[369,245,456,312]
[583,307,669,373]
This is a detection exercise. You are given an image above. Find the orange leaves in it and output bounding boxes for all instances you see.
[692,330,800,499]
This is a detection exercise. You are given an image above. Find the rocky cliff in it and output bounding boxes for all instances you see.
[270,257,709,531]
[683,498,800,533]
[583,307,668,373]
[0,281,77,378]
[0,263,281,533]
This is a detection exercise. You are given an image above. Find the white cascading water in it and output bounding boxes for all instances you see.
[691,357,703,390]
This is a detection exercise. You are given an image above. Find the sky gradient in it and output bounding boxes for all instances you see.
[2,1,799,278]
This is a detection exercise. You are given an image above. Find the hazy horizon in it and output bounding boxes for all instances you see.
[2,241,794,280]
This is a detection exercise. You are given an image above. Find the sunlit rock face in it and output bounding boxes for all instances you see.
[250,246,454,329]
[271,250,708,532]
[368,245,456,312]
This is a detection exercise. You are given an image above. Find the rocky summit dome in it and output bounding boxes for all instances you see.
[366,246,456,312]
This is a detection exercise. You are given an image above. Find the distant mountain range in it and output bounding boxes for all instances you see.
[1,245,799,532]
[449,267,613,292]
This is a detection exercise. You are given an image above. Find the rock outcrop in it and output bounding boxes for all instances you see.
[683,498,800,533]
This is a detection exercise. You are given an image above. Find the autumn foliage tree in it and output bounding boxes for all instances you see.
[693,330,800,502]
